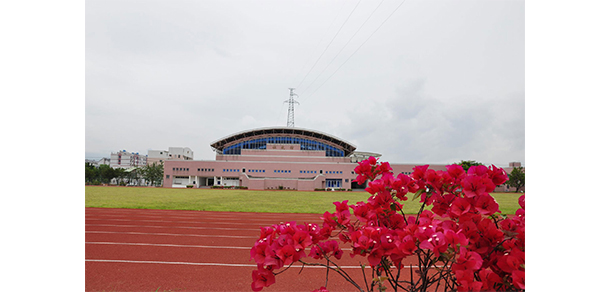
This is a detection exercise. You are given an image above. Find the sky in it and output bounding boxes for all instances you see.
[86,0,525,167]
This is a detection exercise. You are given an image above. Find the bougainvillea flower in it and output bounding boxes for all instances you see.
[446,164,466,179]
[365,179,386,195]
[462,175,488,198]
[248,160,524,292]
[322,211,337,228]
[411,164,429,180]
[292,230,313,250]
[454,247,483,271]
[419,232,447,256]
[474,193,499,215]
[449,197,471,217]
[333,200,349,213]
[497,249,524,274]
[251,268,276,292]
[512,269,525,289]
[277,244,297,265]
[478,268,502,291]
[367,247,385,267]
[312,287,329,292]
[250,240,269,263]
[519,195,525,209]
[488,165,508,185]
[444,229,468,247]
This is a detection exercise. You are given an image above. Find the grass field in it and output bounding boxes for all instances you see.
[85,186,522,215]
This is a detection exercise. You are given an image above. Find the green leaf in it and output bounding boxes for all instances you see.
[413,189,425,200]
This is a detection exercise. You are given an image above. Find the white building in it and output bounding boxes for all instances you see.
[85,157,111,167]
[110,150,147,169]
[147,147,193,165]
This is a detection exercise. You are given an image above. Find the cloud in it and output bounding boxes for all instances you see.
[343,79,524,166]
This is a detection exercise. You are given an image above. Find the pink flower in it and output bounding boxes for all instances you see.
[333,200,349,213]
[444,229,468,247]
[277,244,297,265]
[312,286,329,292]
[251,268,275,291]
[250,239,269,264]
[446,164,466,179]
[419,232,447,256]
[292,230,313,250]
[512,269,525,289]
[454,247,483,271]
[474,193,499,215]
[488,165,508,185]
[462,175,490,198]
[519,194,525,209]
[449,197,471,217]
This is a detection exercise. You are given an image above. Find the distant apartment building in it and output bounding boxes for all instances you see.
[147,147,193,165]
[110,150,147,169]
[85,157,111,167]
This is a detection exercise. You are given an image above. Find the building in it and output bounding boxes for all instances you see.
[110,150,147,169]
[147,147,194,165]
[162,127,451,190]
[85,157,110,167]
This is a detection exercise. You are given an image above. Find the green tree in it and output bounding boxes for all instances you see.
[85,162,97,183]
[113,167,127,185]
[507,166,525,192]
[457,160,483,172]
[142,162,164,186]
[98,164,115,184]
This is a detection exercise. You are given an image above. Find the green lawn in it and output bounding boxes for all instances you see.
[85,186,522,215]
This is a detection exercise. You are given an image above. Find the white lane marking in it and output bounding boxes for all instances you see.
[85,217,280,226]
[85,212,323,221]
[86,230,256,239]
[86,241,251,249]
[86,223,259,231]
[86,259,258,267]
[85,259,437,269]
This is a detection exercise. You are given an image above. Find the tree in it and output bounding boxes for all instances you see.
[113,167,127,185]
[142,162,164,186]
[98,164,115,184]
[457,160,483,172]
[85,162,98,183]
[507,166,525,192]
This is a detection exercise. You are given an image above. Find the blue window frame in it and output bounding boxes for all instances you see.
[222,136,345,157]
[326,179,342,188]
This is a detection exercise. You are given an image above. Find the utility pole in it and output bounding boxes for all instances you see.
[285,88,299,127]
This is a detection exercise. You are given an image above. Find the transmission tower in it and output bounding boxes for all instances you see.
[285,88,299,127]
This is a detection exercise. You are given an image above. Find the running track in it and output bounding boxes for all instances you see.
[86,208,422,292]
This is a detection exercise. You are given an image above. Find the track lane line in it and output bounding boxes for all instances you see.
[85,259,439,269]
[86,223,260,231]
[86,230,257,239]
[86,241,251,249]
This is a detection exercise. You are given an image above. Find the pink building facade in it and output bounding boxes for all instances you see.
[162,127,522,192]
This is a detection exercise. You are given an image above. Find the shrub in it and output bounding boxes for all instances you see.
[249,157,525,292]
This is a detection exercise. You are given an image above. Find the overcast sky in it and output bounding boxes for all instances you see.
[86,0,524,167]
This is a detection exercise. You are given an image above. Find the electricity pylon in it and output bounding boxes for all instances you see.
[285,88,299,127]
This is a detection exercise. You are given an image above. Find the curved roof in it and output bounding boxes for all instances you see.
[210,127,357,156]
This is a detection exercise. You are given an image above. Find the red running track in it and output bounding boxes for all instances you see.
[86,208,422,292]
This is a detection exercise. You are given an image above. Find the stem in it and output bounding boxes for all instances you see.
[298,259,364,292]
[361,264,369,292]
[325,259,329,288]
[273,262,294,276]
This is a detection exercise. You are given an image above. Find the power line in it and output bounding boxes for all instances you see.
[295,0,363,89]
[300,0,386,97]
[291,0,349,87]
[306,0,406,100]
